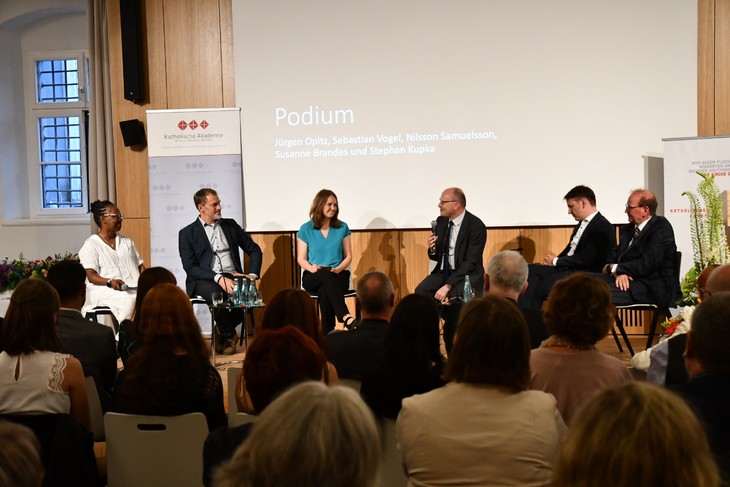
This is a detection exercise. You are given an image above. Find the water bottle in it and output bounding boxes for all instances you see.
[240,277,250,306]
[231,278,240,306]
[463,274,474,302]
[248,279,258,306]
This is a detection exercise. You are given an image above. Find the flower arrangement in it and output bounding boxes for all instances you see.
[677,171,730,306]
[0,252,79,292]
[660,305,694,337]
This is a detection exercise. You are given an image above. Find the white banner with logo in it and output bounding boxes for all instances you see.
[664,136,730,279]
[147,108,243,334]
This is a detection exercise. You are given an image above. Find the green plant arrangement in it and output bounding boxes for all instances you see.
[0,252,79,292]
[677,171,730,306]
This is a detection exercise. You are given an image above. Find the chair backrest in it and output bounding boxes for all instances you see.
[227,366,242,424]
[379,417,408,487]
[104,412,209,487]
[84,376,105,441]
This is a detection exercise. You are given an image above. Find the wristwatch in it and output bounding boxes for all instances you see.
[106,279,112,288]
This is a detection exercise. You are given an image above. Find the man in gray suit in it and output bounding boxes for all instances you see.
[47,259,118,410]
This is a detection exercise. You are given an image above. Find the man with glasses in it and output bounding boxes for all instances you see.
[179,188,262,355]
[600,189,680,307]
[415,187,486,351]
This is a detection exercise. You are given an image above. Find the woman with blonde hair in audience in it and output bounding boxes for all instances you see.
[530,272,631,424]
[117,266,177,366]
[215,381,380,487]
[0,279,90,432]
[236,287,338,413]
[397,295,566,487]
[552,381,720,487]
[112,283,225,431]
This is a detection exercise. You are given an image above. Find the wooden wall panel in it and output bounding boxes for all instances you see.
[400,230,432,297]
[248,233,295,304]
[716,0,730,133]
[163,0,224,108]
[220,0,236,107]
[121,218,151,266]
[698,0,716,135]
[351,230,401,299]
[520,227,575,264]
[484,228,521,262]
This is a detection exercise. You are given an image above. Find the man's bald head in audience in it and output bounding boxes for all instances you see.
[705,263,730,294]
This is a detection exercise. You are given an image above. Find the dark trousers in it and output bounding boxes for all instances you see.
[520,264,574,310]
[596,273,650,306]
[302,269,350,334]
[415,273,461,355]
[192,277,242,339]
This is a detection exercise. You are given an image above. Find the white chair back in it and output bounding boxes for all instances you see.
[379,417,408,487]
[227,366,242,425]
[229,412,258,428]
[84,376,105,442]
[104,412,208,487]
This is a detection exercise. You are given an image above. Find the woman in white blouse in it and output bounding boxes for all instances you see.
[79,200,146,322]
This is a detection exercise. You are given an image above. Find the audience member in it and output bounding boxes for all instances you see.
[326,272,394,380]
[0,419,44,487]
[0,279,90,431]
[46,259,117,409]
[112,284,225,431]
[179,188,263,355]
[530,273,630,424]
[485,250,549,348]
[632,263,719,384]
[297,189,357,332]
[214,382,380,487]
[79,200,145,322]
[117,266,177,366]
[600,189,680,307]
[552,382,719,487]
[360,293,445,419]
[415,187,487,352]
[397,295,566,486]
[671,291,730,483]
[521,185,615,310]
[204,326,326,486]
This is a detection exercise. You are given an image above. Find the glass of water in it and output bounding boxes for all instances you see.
[212,291,224,307]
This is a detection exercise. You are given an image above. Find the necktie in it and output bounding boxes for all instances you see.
[629,226,640,247]
[442,221,454,278]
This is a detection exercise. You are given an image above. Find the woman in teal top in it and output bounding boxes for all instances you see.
[297,189,356,333]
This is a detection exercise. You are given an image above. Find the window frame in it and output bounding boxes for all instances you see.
[23,49,90,218]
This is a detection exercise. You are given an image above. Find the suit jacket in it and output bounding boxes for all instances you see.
[178,218,263,296]
[56,309,118,398]
[428,211,487,296]
[325,319,388,381]
[555,212,615,272]
[611,215,680,307]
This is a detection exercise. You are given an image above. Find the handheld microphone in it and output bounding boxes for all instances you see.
[120,283,128,291]
[431,220,437,235]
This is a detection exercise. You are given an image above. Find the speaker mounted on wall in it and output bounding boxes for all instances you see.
[120,0,145,102]
[119,119,146,147]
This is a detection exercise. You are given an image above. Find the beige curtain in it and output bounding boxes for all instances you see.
[87,0,116,203]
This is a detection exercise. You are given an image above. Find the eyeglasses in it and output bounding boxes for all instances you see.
[439,200,457,205]
[624,204,644,210]
[102,213,124,220]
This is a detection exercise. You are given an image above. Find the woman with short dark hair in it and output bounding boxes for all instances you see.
[530,273,631,424]
[396,295,566,486]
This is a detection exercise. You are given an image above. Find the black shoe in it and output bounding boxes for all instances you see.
[344,316,357,330]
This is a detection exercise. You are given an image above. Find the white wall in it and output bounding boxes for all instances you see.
[0,0,89,259]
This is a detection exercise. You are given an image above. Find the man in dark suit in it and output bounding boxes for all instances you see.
[326,272,394,381]
[415,187,486,301]
[46,259,117,411]
[178,188,263,354]
[485,251,548,349]
[521,185,615,310]
[600,189,680,307]
[670,291,730,482]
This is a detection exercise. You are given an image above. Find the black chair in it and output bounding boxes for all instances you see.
[613,251,682,356]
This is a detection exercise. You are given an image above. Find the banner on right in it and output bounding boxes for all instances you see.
[663,136,730,280]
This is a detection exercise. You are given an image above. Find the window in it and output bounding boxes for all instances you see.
[25,50,89,216]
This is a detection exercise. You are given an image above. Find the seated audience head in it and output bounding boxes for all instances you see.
[1,279,61,355]
[135,283,206,355]
[243,326,326,412]
[356,271,394,318]
[131,266,177,322]
[685,291,730,377]
[552,382,719,487]
[444,295,530,392]
[46,259,86,307]
[0,419,43,487]
[383,293,443,375]
[261,288,324,350]
[215,382,380,487]
[485,250,528,298]
[704,262,730,297]
[544,273,614,348]
[697,263,720,303]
